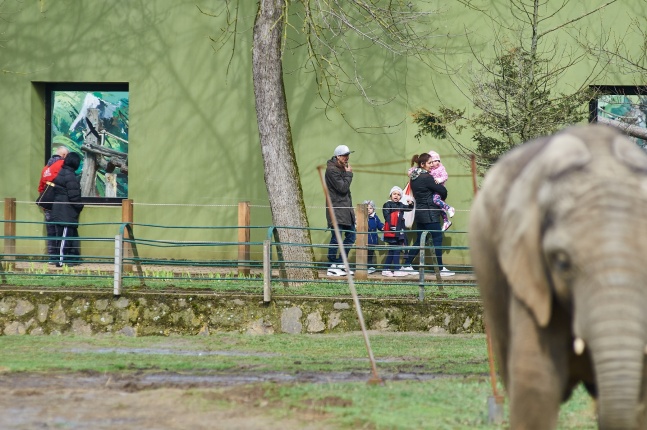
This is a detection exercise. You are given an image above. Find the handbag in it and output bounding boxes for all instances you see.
[402,181,416,228]
[36,181,56,210]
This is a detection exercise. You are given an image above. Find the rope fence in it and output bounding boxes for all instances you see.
[1,197,477,301]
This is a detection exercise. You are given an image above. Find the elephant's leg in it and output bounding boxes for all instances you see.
[507,299,568,430]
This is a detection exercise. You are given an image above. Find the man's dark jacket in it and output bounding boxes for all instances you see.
[324,156,354,227]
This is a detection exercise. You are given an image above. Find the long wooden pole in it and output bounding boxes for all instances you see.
[471,155,504,416]
[318,166,382,385]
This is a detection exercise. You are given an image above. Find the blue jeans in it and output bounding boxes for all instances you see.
[328,225,356,265]
[404,222,444,268]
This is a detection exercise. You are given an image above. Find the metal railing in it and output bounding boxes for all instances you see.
[1,197,476,300]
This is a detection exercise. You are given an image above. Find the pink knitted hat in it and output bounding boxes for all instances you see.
[428,151,441,161]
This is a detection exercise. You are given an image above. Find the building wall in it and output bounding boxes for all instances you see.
[0,0,642,263]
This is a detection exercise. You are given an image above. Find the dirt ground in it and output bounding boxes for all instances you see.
[0,369,445,429]
[0,371,332,429]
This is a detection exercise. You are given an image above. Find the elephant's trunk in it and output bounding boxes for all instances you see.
[578,271,647,430]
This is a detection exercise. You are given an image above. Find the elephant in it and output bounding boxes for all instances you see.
[469,124,647,429]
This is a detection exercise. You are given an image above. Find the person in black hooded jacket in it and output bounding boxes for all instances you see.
[51,152,84,267]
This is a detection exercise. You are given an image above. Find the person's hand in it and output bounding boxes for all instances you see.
[345,163,352,172]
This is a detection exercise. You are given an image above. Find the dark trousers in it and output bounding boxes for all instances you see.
[404,222,444,268]
[55,224,81,264]
[327,225,356,265]
[44,210,58,257]
[384,241,404,271]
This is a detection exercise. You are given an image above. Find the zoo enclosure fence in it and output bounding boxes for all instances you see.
[1,198,476,301]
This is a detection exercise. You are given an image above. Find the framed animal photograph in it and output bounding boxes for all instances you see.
[590,85,647,149]
[45,83,129,203]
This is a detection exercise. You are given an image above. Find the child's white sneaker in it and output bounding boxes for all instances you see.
[442,220,452,231]
[447,207,455,218]
[367,267,376,274]
[381,270,394,277]
[393,271,408,277]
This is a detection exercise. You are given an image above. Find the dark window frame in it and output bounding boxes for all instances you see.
[45,82,129,206]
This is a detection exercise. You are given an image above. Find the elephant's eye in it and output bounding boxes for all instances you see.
[549,250,572,274]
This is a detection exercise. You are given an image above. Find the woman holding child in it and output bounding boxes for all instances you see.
[401,152,455,277]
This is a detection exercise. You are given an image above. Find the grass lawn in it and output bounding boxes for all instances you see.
[0,332,597,429]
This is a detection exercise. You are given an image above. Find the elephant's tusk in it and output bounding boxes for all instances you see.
[574,338,585,355]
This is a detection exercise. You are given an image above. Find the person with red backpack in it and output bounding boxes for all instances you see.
[381,186,413,277]
[37,146,69,263]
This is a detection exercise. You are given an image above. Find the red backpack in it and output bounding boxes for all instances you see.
[383,210,400,238]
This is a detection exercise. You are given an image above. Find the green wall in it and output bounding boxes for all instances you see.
[1,0,642,264]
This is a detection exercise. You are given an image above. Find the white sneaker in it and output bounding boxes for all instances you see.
[393,271,408,277]
[381,270,394,277]
[440,267,455,277]
[367,267,376,274]
[332,264,353,274]
[399,266,415,272]
[442,220,452,231]
[327,265,346,276]
[447,207,455,218]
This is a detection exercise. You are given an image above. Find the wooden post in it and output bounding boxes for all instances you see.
[238,201,250,277]
[3,198,16,262]
[80,108,100,196]
[355,203,368,280]
[471,154,478,195]
[121,199,133,272]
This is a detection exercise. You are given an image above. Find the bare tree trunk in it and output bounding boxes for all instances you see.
[252,0,316,282]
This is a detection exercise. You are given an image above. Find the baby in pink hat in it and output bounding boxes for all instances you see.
[427,151,455,231]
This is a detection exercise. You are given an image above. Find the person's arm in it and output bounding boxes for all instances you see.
[66,175,84,212]
[435,165,449,184]
[376,215,384,231]
[325,165,353,195]
[427,176,448,200]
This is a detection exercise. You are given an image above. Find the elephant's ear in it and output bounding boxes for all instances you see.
[498,133,591,327]
[612,134,647,173]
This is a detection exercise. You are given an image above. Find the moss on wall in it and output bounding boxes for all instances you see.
[0,290,484,336]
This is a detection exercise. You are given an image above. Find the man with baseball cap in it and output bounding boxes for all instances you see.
[325,145,355,276]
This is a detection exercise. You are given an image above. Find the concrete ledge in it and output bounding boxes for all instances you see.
[0,289,484,336]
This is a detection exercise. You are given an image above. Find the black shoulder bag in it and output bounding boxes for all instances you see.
[36,181,56,210]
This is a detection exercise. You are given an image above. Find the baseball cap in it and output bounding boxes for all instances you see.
[333,145,354,157]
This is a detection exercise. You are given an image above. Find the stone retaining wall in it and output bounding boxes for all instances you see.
[0,290,484,336]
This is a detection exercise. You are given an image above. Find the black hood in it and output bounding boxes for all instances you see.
[64,153,81,170]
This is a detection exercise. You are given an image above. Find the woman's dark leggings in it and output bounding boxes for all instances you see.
[403,222,443,268]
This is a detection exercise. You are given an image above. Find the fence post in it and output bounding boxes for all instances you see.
[263,239,271,303]
[114,234,123,296]
[3,198,16,263]
[471,154,479,195]
[121,199,133,272]
[355,203,368,280]
[238,201,250,276]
